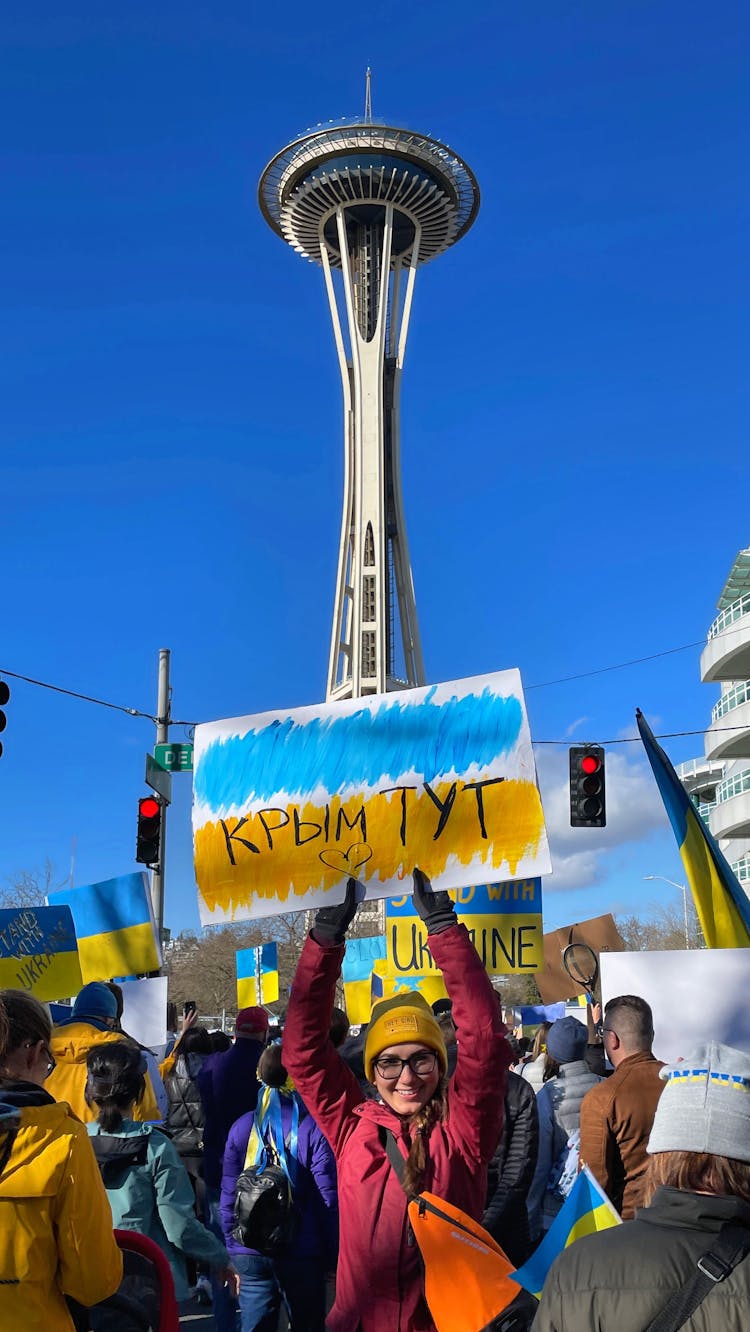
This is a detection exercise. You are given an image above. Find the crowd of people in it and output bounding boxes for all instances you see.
[0,870,748,1331]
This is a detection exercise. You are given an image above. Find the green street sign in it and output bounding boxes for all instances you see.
[154,742,194,773]
[145,753,172,803]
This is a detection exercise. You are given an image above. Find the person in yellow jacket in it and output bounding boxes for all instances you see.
[47,982,160,1122]
[0,988,123,1331]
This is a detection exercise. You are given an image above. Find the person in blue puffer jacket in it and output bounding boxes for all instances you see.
[220,1042,338,1332]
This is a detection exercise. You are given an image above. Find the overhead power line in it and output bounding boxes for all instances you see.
[0,628,746,744]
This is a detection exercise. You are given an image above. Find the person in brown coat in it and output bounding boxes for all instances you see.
[578,994,664,1217]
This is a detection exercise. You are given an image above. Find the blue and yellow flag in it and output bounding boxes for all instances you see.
[236,942,279,1007]
[0,906,83,1002]
[513,1166,621,1298]
[343,936,387,1023]
[370,964,449,1009]
[637,710,750,948]
[48,873,162,981]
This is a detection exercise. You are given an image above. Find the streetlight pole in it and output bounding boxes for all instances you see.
[644,875,690,949]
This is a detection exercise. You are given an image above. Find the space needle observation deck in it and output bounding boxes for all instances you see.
[259,81,480,700]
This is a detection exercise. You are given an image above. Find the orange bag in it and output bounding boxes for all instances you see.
[382,1130,536,1332]
[408,1191,532,1332]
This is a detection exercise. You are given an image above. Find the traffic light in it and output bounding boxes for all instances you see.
[0,680,9,759]
[569,745,606,828]
[136,795,162,866]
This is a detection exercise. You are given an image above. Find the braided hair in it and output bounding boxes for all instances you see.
[400,1075,450,1197]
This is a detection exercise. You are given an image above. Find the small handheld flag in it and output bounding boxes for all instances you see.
[513,1166,621,1298]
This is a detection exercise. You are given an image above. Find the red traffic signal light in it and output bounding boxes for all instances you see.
[0,680,9,759]
[569,745,606,828]
[136,795,162,866]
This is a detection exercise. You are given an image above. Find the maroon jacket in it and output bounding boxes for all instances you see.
[283,922,511,1332]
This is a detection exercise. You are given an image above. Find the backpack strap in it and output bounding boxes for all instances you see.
[643,1223,750,1332]
[244,1089,300,1190]
[381,1127,489,1246]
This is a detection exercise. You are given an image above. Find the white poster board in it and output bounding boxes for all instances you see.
[601,950,750,1064]
[119,975,168,1052]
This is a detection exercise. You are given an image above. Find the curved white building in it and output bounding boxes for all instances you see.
[698,547,750,887]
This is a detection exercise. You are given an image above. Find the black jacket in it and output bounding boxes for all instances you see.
[532,1187,750,1331]
[164,1053,206,1156]
[483,1069,539,1265]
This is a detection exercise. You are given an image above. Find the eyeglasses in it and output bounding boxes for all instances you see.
[25,1040,55,1076]
[374,1051,438,1081]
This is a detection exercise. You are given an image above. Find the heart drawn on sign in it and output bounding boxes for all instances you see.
[318,843,373,876]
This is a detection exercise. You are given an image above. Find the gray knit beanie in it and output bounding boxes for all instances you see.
[647,1041,750,1162]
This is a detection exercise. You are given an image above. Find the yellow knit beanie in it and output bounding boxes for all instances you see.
[364,991,447,1083]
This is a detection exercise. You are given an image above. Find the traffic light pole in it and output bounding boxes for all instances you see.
[151,648,171,942]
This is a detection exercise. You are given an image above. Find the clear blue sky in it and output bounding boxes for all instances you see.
[2,1,749,939]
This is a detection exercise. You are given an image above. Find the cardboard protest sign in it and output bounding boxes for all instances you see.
[386,879,543,978]
[0,906,82,1002]
[601,949,750,1064]
[49,872,162,980]
[535,914,625,1005]
[193,670,550,924]
[236,943,279,1007]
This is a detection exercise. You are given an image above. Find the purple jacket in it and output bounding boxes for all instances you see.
[220,1097,338,1266]
[197,1038,265,1189]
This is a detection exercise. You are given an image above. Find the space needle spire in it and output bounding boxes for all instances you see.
[259,96,479,700]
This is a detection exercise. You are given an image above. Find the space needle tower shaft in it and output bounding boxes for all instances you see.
[259,81,479,700]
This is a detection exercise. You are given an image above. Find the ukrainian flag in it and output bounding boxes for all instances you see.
[370,964,449,1009]
[637,710,750,948]
[513,1166,621,1298]
[236,942,279,1007]
[48,873,161,981]
[0,905,83,1002]
[343,936,387,1023]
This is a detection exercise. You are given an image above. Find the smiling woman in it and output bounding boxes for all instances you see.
[283,868,513,1332]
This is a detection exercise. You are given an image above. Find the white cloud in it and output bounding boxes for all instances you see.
[535,744,669,893]
[563,716,590,739]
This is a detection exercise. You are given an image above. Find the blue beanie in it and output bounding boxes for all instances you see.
[546,1016,588,1065]
[71,982,118,1023]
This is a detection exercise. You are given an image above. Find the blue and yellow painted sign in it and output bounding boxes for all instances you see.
[0,906,83,1001]
[386,879,543,976]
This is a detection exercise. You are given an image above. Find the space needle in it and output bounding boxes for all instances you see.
[259,75,479,701]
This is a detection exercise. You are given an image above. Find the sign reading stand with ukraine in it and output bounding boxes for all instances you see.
[193,669,550,924]
[0,905,83,1002]
[48,872,162,981]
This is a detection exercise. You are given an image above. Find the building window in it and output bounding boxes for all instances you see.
[364,523,375,567]
[363,575,376,622]
[361,631,376,677]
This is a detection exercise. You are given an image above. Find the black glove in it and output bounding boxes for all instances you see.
[312,878,359,945]
[412,867,456,935]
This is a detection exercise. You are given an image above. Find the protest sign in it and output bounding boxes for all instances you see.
[535,914,625,1004]
[601,949,750,1063]
[236,942,279,1007]
[119,975,169,1050]
[386,879,543,978]
[193,669,550,924]
[0,906,82,1002]
[49,872,162,980]
[343,936,387,1023]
